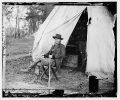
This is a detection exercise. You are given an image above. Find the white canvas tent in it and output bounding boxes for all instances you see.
[32,6,115,82]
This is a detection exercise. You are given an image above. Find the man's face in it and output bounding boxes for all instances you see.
[54,38,61,45]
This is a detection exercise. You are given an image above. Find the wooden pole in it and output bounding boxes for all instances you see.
[48,57,51,93]
[2,23,6,89]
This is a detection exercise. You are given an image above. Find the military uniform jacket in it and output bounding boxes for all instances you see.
[44,43,65,69]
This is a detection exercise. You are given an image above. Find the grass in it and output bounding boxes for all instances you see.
[6,36,34,55]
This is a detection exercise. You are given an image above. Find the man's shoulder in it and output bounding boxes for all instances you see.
[60,44,65,48]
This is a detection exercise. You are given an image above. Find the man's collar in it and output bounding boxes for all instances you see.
[54,43,61,46]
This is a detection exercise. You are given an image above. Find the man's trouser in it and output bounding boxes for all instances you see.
[30,57,55,70]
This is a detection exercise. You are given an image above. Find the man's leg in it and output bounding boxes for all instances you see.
[55,59,61,73]
[21,57,44,72]
[28,58,42,72]
[29,57,54,72]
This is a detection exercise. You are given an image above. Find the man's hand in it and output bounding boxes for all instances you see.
[49,55,53,58]
[41,55,45,58]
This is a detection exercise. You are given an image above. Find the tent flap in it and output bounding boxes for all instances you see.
[86,6,115,83]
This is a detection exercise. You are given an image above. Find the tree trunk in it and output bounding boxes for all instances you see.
[15,5,20,38]
[15,11,17,38]
[29,19,31,35]
[17,5,20,39]
[15,10,17,38]
[15,27,17,38]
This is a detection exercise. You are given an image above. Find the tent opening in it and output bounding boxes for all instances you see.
[64,8,88,72]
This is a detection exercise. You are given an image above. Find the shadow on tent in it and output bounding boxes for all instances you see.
[62,8,88,73]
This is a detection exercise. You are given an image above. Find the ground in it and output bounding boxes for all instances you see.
[3,36,114,95]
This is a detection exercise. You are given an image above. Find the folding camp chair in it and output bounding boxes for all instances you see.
[39,60,58,80]
[34,58,63,81]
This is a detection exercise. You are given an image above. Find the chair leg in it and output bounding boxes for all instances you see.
[43,66,49,77]
[51,67,58,80]
[39,64,59,81]
[37,65,43,75]
[38,66,41,75]
[40,67,49,80]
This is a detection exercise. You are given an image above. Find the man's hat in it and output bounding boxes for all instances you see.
[53,34,63,40]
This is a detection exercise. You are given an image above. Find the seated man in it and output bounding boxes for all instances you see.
[23,34,65,74]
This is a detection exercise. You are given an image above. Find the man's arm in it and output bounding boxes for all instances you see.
[44,45,54,58]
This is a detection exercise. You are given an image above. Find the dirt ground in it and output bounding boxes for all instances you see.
[3,36,114,95]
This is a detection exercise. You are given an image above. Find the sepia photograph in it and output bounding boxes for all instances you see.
[2,2,117,97]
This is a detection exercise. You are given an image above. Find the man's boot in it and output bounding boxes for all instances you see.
[20,62,36,73]
[21,59,41,73]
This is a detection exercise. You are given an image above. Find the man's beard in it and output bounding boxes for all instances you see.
[55,42,60,45]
